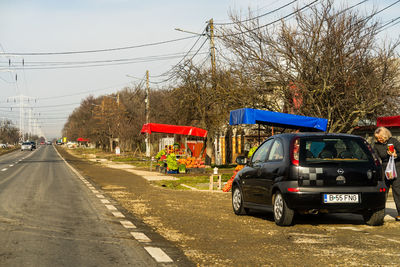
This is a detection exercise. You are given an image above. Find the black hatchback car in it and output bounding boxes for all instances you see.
[232,133,387,226]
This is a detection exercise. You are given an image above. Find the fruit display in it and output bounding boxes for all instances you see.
[177,157,206,168]
[222,164,245,192]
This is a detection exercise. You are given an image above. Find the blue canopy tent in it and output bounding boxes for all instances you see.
[229,108,328,143]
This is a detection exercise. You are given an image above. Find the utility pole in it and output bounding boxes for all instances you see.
[208,18,216,87]
[7,94,36,141]
[145,70,150,157]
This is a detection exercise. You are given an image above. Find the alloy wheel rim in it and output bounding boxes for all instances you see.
[274,194,283,220]
[233,188,241,211]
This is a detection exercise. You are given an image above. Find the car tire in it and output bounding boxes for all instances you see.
[232,186,248,215]
[363,208,385,226]
[273,191,294,226]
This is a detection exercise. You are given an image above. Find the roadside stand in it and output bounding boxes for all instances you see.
[223,108,328,192]
[229,108,328,144]
[76,137,90,147]
[140,123,208,174]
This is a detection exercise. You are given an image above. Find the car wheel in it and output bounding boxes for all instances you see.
[232,186,248,215]
[273,191,294,226]
[363,208,385,226]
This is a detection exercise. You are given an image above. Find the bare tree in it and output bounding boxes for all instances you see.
[220,0,400,132]
[0,120,19,144]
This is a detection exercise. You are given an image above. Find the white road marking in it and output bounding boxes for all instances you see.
[1,168,7,171]
[144,247,173,263]
[131,232,151,243]
[96,194,105,199]
[101,199,110,204]
[88,186,95,189]
[336,227,363,232]
[120,220,136,229]
[106,205,117,211]
[91,190,99,194]
[9,164,13,167]
[112,211,125,218]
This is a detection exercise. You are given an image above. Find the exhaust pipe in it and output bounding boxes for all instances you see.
[308,209,319,215]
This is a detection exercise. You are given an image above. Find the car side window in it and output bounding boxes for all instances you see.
[251,139,273,164]
[267,140,284,161]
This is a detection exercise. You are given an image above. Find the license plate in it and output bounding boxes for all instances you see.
[323,194,360,203]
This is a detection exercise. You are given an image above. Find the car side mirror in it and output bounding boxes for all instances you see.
[236,156,248,165]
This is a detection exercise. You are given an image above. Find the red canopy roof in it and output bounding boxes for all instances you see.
[377,116,400,127]
[77,137,90,142]
[140,123,207,137]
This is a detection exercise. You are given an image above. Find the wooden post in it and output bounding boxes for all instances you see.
[209,174,222,191]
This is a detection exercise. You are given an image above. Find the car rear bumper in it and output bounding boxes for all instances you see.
[283,184,387,213]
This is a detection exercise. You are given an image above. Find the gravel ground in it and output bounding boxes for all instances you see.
[57,147,400,266]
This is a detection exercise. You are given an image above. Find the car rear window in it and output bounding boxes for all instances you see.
[300,137,370,163]
[22,142,31,145]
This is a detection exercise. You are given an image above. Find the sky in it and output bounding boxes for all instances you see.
[0,0,399,139]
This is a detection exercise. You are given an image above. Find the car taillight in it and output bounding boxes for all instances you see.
[287,188,300,192]
[290,137,300,166]
[379,188,386,192]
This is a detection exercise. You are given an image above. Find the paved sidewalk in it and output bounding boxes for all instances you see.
[89,158,178,181]
[385,198,398,221]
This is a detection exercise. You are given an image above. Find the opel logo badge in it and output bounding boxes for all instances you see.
[337,168,344,175]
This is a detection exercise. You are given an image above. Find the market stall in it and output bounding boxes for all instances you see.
[140,123,208,173]
[223,108,328,192]
[229,108,328,143]
[76,137,90,147]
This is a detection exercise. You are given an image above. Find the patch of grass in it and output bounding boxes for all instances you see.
[152,173,233,190]
[74,147,102,154]
[0,147,20,156]
[111,157,136,162]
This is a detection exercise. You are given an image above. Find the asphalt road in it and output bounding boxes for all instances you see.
[58,147,400,266]
[0,145,183,266]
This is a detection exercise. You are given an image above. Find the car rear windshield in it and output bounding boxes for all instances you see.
[300,137,371,163]
[22,142,31,145]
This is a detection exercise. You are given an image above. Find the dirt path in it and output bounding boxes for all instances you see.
[57,147,400,266]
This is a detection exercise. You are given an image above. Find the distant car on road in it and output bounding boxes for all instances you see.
[231,133,386,226]
[46,141,52,145]
[30,141,36,150]
[21,142,33,151]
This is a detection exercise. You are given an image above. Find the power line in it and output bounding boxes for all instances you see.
[150,29,207,79]
[0,51,207,68]
[1,36,199,56]
[356,0,400,26]
[1,52,209,71]
[0,102,80,109]
[150,37,209,85]
[215,0,298,26]
[37,82,131,101]
[215,0,319,38]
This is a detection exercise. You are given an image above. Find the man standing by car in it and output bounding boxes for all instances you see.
[374,126,400,221]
